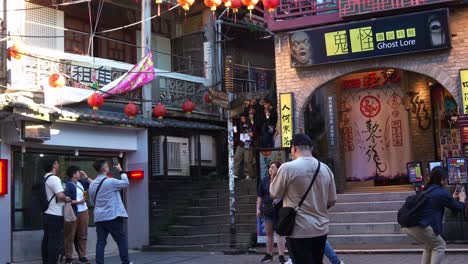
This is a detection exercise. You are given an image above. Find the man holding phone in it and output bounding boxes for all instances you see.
[89,159,133,264]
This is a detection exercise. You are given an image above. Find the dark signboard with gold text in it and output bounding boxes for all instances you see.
[289,9,450,67]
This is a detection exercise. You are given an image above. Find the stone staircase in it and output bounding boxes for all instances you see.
[328,191,414,245]
[148,180,258,251]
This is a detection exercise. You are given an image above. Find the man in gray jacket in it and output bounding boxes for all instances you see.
[89,160,132,264]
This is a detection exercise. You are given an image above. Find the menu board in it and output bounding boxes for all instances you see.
[446,158,468,185]
[407,162,423,183]
[428,161,444,173]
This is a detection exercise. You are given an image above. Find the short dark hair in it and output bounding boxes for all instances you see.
[42,158,58,173]
[290,133,312,148]
[428,166,448,186]
[263,98,272,105]
[269,161,282,169]
[93,159,107,172]
[66,166,81,179]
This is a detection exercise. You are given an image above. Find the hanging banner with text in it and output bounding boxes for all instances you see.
[289,8,450,67]
[460,69,468,114]
[280,93,294,148]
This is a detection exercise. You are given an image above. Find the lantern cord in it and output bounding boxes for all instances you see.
[0,0,90,12]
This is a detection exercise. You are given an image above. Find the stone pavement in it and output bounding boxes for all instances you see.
[98,251,468,264]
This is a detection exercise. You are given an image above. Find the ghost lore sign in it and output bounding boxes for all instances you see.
[289,8,450,67]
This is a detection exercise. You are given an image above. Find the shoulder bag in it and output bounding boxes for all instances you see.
[275,160,321,236]
[92,178,108,206]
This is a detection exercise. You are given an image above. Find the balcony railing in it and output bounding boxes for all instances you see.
[265,0,341,32]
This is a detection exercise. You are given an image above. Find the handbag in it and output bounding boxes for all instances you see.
[64,202,77,222]
[275,160,321,236]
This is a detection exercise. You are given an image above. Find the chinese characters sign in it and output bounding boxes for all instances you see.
[460,69,468,114]
[289,9,450,67]
[340,0,455,17]
[328,96,336,146]
[280,93,294,148]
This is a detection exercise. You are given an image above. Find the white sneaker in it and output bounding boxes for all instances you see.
[246,176,251,180]
[285,259,293,264]
[339,261,345,264]
[233,175,239,179]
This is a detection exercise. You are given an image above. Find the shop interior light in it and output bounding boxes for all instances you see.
[128,170,144,180]
[39,154,44,157]
[0,159,8,195]
[75,149,79,156]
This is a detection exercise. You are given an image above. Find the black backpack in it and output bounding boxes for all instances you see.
[397,187,436,227]
[40,174,56,213]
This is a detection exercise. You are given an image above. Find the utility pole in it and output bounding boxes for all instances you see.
[225,56,237,248]
[141,0,152,118]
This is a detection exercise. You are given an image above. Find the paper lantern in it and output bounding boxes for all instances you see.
[262,0,279,12]
[177,0,195,11]
[204,93,212,104]
[153,103,167,119]
[156,0,163,16]
[48,73,66,88]
[231,0,243,23]
[204,0,222,14]
[87,93,104,110]
[124,102,139,119]
[241,0,259,19]
[7,43,23,61]
[182,99,196,114]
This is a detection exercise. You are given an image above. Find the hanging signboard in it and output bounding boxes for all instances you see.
[289,8,450,67]
[446,157,468,185]
[339,0,456,17]
[280,93,294,148]
[0,159,8,196]
[460,70,468,114]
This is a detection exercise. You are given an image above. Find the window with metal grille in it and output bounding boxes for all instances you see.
[190,135,217,166]
[152,136,190,176]
[24,2,64,51]
[64,15,90,55]
[136,31,171,71]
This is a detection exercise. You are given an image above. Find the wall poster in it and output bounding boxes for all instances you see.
[407,161,423,183]
[340,70,411,182]
[446,158,468,185]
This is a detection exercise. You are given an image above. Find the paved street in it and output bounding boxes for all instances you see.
[98,251,468,264]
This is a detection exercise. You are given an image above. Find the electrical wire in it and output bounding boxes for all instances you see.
[0,0,90,12]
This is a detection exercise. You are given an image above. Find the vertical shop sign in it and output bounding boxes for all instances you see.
[328,96,336,146]
[460,69,468,114]
[280,93,294,148]
[0,159,8,195]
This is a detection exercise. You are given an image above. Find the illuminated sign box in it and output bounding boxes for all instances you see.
[128,170,144,180]
[289,9,450,67]
[21,121,51,143]
[0,159,8,195]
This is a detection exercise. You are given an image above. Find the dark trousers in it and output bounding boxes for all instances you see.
[287,235,327,264]
[95,217,130,264]
[42,213,64,264]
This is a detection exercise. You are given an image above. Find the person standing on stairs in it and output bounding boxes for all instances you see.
[401,166,465,264]
[234,113,255,180]
[257,161,287,263]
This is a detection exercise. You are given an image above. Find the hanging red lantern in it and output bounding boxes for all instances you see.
[155,0,163,16]
[204,0,222,18]
[124,102,139,119]
[241,0,259,19]
[222,0,232,15]
[177,0,195,12]
[48,73,66,88]
[87,93,104,110]
[204,93,212,105]
[262,0,279,12]
[153,103,168,119]
[7,43,23,61]
[182,99,196,114]
[231,0,243,23]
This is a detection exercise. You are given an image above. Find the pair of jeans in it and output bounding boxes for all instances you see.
[286,235,327,264]
[324,240,341,264]
[95,217,130,264]
[42,213,64,264]
[402,226,446,264]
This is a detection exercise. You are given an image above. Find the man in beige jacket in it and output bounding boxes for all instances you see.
[270,134,337,264]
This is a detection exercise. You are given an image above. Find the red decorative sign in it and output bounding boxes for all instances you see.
[0,159,8,195]
[360,96,381,118]
[392,120,403,146]
[461,127,468,144]
[344,127,354,151]
[341,70,400,89]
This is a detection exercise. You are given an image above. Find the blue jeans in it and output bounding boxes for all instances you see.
[324,241,341,264]
[95,217,130,264]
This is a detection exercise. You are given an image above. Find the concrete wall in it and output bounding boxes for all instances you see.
[126,129,150,249]
[274,7,468,132]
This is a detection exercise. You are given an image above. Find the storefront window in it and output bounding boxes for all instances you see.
[13,151,121,231]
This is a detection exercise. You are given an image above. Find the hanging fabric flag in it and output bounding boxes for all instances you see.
[44,52,155,106]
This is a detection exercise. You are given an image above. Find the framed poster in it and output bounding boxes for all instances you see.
[256,148,289,244]
[428,161,444,173]
[407,161,423,183]
[446,158,468,185]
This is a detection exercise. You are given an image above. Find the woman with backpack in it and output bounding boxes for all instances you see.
[401,166,465,264]
[64,166,93,264]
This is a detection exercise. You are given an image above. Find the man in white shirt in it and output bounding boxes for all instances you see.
[42,158,71,264]
[270,134,337,264]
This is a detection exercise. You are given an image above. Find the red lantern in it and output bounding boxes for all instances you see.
[241,0,259,19]
[48,73,66,88]
[124,102,139,119]
[231,0,243,23]
[223,0,232,14]
[204,93,212,105]
[7,43,23,61]
[262,0,279,12]
[177,0,195,11]
[87,93,104,110]
[156,0,163,16]
[204,0,222,17]
[153,103,167,119]
[182,99,196,114]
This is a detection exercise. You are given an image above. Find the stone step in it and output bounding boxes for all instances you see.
[337,192,413,203]
[168,224,257,236]
[145,243,249,252]
[329,222,402,235]
[329,211,397,223]
[329,200,405,213]
[197,195,256,207]
[156,233,253,246]
[328,233,413,244]
[184,206,229,216]
[177,215,229,225]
